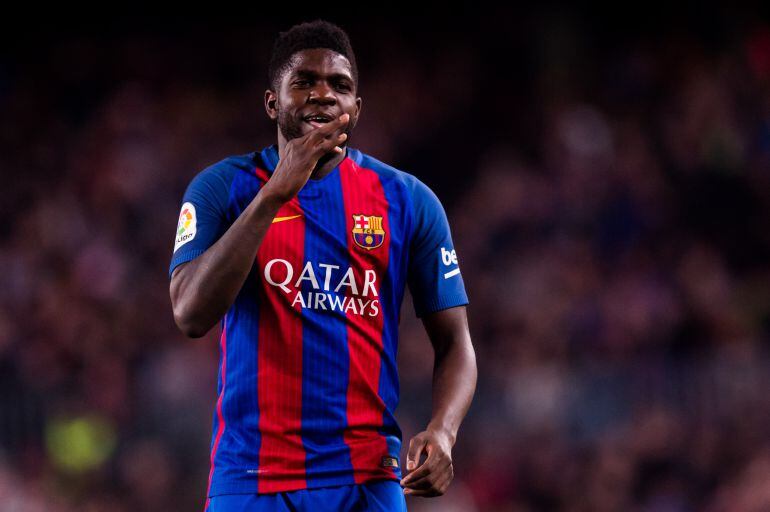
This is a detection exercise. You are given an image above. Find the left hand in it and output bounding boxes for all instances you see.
[399,427,454,497]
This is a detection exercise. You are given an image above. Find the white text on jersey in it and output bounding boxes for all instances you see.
[263,259,381,317]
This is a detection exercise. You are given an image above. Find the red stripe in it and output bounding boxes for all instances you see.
[204,321,227,509]
[255,168,307,493]
[339,158,396,482]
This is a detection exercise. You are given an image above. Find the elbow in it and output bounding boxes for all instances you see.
[170,272,213,338]
[172,301,211,339]
[178,320,209,339]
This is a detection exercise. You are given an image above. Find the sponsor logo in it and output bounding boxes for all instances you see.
[441,247,461,279]
[272,214,302,224]
[352,214,385,250]
[441,247,458,266]
[264,259,380,317]
[381,456,399,468]
[174,202,197,252]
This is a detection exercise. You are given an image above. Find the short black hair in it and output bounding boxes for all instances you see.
[268,19,358,92]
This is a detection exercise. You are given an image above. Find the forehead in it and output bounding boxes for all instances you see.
[284,48,353,79]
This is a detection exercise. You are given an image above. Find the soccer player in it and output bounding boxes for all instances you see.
[169,20,477,512]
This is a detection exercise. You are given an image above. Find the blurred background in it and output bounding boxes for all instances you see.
[3,5,770,511]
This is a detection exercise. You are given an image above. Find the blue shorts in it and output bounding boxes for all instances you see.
[205,479,407,512]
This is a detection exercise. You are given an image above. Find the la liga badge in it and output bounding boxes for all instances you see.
[174,202,197,252]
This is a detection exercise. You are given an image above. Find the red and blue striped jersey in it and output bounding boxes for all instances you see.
[169,144,469,497]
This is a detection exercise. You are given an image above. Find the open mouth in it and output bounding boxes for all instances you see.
[304,114,333,129]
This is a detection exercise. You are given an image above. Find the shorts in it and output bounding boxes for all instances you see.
[205,479,407,512]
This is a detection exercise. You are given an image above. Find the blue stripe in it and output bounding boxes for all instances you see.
[372,168,408,477]
[298,171,355,486]
[350,149,409,463]
[208,322,224,476]
[210,164,263,493]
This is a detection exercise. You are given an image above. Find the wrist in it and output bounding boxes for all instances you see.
[426,421,457,446]
[257,184,288,211]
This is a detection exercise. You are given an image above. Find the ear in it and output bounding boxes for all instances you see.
[351,96,362,127]
[265,89,278,120]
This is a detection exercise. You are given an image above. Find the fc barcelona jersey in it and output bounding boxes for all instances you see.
[168,144,469,497]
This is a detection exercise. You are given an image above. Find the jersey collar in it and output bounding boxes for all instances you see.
[259,143,362,173]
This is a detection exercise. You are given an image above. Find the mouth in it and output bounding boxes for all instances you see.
[303,113,335,129]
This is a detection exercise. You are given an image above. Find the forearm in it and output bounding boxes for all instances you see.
[171,189,283,336]
[427,332,477,445]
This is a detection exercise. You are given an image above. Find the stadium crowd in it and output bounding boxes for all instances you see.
[2,12,770,512]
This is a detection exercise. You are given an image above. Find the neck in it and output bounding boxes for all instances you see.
[277,132,347,180]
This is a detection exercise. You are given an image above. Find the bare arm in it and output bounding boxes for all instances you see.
[400,305,477,497]
[170,114,350,337]
[169,191,282,337]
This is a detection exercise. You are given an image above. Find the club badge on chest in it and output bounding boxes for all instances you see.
[352,214,385,250]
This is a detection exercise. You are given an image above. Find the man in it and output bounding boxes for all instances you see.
[169,20,476,512]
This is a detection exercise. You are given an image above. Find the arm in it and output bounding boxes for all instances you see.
[170,114,350,337]
[400,305,477,497]
[170,191,282,337]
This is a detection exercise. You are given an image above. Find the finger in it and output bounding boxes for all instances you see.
[317,132,347,155]
[314,125,347,149]
[307,113,350,141]
[402,456,449,489]
[322,132,347,147]
[404,485,442,497]
[403,462,451,490]
[400,443,436,485]
[405,437,428,473]
[400,457,434,486]
[325,112,350,131]
[404,471,452,497]
[404,487,440,497]
[407,436,428,471]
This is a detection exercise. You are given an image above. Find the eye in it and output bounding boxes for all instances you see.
[336,83,352,92]
[293,79,311,87]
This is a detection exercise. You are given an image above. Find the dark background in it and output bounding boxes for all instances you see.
[3,5,770,511]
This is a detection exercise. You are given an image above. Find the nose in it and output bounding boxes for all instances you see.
[308,81,336,105]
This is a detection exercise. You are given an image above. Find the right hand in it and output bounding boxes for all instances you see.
[261,113,350,204]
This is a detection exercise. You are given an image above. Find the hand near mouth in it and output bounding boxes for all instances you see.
[263,113,350,205]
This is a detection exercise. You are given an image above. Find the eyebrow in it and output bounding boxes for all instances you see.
[292,69,353,82]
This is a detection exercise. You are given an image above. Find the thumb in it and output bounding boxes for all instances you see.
[406,436,427,471]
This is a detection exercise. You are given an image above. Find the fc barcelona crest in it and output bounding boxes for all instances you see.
[352,214,385,250]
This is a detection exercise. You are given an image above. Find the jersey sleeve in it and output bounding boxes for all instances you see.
[406,177,469,317]
[168,165,232,279]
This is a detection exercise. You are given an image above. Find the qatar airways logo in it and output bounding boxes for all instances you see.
[263,259,380,317]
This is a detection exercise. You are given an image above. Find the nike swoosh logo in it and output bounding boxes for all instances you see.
[272,215,303,224]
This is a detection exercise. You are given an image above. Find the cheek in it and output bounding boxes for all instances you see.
[276,109,298,128]
[277,93,301,110]
[342,100,360,119]
[277,99,301,119]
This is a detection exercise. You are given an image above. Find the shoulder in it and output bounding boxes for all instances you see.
[351,148,438,204]
[189,152,257,187]
[182,152,259,212]
[184,152,258,198]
